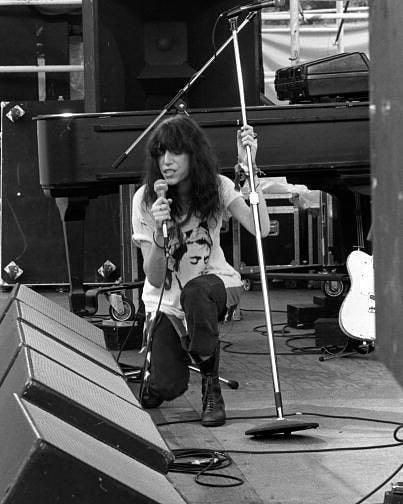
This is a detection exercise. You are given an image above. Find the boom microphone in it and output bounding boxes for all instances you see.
[225,0,285,18]
[153,179,169,240]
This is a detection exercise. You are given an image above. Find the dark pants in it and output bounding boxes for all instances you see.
[147,274,227,401]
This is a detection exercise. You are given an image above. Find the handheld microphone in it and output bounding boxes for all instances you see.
[153,179,169,241]
[225,0,285,18]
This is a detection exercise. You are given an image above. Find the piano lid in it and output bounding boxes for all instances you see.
[35,103,370,196]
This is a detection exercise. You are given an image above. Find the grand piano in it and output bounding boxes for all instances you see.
[36,102,370,314]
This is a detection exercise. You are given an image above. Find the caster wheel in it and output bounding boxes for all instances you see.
[321,279,346,298]
[109,296,136,322]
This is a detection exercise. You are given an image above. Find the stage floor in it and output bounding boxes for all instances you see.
[3,285,402,504]
[116,287,402,504]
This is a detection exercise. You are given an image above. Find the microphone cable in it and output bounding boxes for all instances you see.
[138,255,169,398]
[169,448,243,487]
[116,257,169,383]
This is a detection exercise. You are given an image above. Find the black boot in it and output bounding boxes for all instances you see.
[199,347,226,427]
[140,391,163,409]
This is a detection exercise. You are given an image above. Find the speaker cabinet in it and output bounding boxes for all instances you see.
[1,347,173,473]
[0,313,135,404]
[82,0,263,111]
[0,100,122,286]
[9,284,105,348]
[0,395,185,503]
[0,286,122,377]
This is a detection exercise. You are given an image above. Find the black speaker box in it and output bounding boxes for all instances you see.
[1,346,173,473]
[0,313,136,404]
[274,52,369,104]
[1,101,122,286]
[312,295,344,318]
[0,287,122,377]
[8,284,106,348]
[102,319,143,350]
[314,317,349,349]
[287,303,324,329]
[82,0,263,111]
[0,395,185,503]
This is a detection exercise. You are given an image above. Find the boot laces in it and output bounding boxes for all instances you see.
[203,376,217,411]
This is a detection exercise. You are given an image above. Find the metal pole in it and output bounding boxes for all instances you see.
[229,14,284,418]
[289,0,300,65]
[0,0,81,5]
[0,65,84,73]
[229,15,318,437]
[335,0,345,52]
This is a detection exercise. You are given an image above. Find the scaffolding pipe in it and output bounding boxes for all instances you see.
[0,0,81,5]
[0,65,83,73]
[335,0,345,52]
[262,11,368,21]
[289,0,300,65]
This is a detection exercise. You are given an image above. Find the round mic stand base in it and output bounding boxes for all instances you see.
[245,418,319,437]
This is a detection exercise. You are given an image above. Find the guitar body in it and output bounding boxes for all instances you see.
[339,250,376,342]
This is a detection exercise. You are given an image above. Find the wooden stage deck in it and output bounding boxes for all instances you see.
[118,287,403,504]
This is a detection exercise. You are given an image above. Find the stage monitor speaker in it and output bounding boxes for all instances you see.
[0,290,122,377]
[0,395,185,503]
[0,314,137,405]
[1,346,173,474]
[6,284,106,348]
[82,0,264,111]
[274,52,369,104]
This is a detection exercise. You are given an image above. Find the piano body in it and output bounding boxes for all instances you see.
[36,102,370,314]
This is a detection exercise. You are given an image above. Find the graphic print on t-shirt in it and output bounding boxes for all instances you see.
[166,221,213,290]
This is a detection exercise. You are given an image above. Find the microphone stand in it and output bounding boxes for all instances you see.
[228,14,319,437]
[112,12,256,170]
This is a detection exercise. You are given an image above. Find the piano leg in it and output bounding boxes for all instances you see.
[56,196,90,315]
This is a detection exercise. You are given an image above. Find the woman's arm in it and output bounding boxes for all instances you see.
[134,193,172,288]
[140,232,168,287]
[228,180,270,237]
[228,125,270,237]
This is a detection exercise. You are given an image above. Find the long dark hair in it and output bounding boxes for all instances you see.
[141,114,222,222]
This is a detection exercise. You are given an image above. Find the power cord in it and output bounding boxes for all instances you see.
[158,412,403,500]
[231,306,356,356]
[169,448,243,487]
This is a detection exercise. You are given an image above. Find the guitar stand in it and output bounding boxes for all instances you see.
[319,339,375,361]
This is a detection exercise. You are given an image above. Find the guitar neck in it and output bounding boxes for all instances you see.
[354,193,365,250]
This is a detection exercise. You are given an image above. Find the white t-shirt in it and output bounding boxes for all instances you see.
[132,175,243,318]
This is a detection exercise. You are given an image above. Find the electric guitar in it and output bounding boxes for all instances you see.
[338,194,376,342]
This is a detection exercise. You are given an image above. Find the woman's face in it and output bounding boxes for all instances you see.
[158,150,190,186]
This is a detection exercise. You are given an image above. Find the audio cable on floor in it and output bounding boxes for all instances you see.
[169,448,243,487]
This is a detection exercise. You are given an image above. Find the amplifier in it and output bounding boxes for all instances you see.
[287,303,323,329]
[274,52,369,104]
[314,317,348,348]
